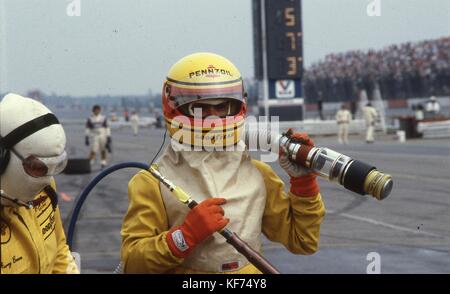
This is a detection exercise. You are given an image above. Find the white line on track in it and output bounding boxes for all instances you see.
[327,209,449,239]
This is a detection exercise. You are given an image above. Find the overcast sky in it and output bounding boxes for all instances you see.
[0,0,449,96]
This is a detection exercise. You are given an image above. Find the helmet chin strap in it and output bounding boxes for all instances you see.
[0,185,58,210]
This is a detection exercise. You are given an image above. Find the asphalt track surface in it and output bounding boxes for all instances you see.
[57,124,450,273]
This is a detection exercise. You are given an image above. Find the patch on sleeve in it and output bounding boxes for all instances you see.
[221,261,240,271]
[171,229,189,252]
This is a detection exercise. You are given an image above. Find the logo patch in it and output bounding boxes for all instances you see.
[221,261,240,271]
[188,65,232,79]
[172,229,189,252]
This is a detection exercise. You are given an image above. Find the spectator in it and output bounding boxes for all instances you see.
[304,37,450,102]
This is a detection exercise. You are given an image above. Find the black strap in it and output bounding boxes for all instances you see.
[0,113,60,149]
[43,185,59,211]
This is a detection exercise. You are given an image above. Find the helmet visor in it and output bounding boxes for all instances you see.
[178,99,242,118]
[165,80,244,109]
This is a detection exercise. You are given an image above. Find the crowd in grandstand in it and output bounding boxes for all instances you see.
[303,37,450,102]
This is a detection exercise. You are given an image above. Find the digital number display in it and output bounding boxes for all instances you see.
[265,0,303,79]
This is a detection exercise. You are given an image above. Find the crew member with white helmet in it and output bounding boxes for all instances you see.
[0,93,79,274]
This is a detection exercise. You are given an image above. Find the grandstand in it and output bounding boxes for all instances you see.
[303,37,450,120]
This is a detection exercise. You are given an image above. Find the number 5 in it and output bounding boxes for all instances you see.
[285,7,295,26]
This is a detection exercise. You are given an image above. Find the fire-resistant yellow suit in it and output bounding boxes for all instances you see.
[121,160,325,274]
[0,182,79,274]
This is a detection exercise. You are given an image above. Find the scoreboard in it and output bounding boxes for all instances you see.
[253,0,303,80]
[253,0,304,119]
[266,0,303,79]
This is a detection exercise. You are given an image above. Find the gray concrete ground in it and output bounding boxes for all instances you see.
[57,123,450,273]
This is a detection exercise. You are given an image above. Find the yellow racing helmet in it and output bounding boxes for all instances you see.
[162,52,247,149]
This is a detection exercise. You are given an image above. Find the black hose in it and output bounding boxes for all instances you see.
[67,162,149,249]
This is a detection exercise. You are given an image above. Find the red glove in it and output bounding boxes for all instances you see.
[291,132,315,146]
[166,198,229,258]
[279,131,320,197]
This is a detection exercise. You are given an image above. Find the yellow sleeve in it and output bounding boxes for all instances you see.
[253,160,326,255]
[120,170,183,273]
[52,207,80,274]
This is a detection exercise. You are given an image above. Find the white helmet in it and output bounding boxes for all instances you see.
[0,93,67,206]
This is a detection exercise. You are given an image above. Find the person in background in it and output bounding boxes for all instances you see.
[350,101,357,119]
[363,102,378,144]
[425,96,440,117]
[335,104,352,144]
[317,98,324,120]
[85,105,111,168]
[155,112,163,129]
[130,111,140,136]
[110,111,118,122]
[414,104,424,121]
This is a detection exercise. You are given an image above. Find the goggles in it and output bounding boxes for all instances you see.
[182,99,242,118]
[10,148,68,178]
[188,100,231,118]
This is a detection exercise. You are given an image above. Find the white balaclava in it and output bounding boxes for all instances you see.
[0,93,66,203]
